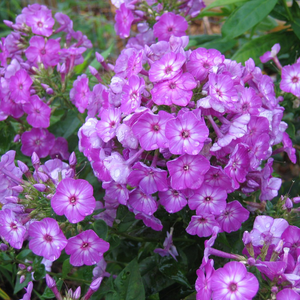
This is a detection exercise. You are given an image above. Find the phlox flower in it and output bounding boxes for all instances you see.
[159,187,187,213]
[154,230,178,261]
[25,36,60,68]
[167,154,210,190]
[132,110,173,151]
[186,214,219,237]
[26,9,55,37]
[28,218,67,261]
[211,261,259,300]
[151,72,197,106]
[65,229,109,266]
[114,3,134,39]
[276,289,300,300]
[70,74,91,113]
[128,188,158,215]
[280,63,300,97]
[0,209,26,249]
[216,201,249,233]
[9,69,32,104]
[21,128,55,158]
[134,211,163,231]
[165,110,209,155]
[149,52,186,83]
[196,259,215,300]
[51,178,96,223]
[20,282,33,300]
[153,12,188,41]
[260,43,280,63]
[23,95,51,128]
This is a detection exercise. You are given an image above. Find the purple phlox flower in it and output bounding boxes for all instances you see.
[97,107,121,142]
[145,41,170,63]
[70,74,91,113]
[249,216,289,247]
[203,166,233,193]
[208,73,238,113]
[282,226,300,258]
[90,149,113,182]
[26,9,55,37]
[260,175,282,201]
[188,184,227,216]
[237,87,262,115]
[20,281,33,300]
[153,12,188,41]
[87,83,108,118]
[0,208,26,249]
[134,210,163,231]
[187,48,224,82]
[159,185,187,213]
[186,214,219,238]
[260,43,280,63]
[51,178,96,223]
[216,201,249,233]
[49,137,70,160]
[179,0,206,17]
[151,72,197,106]
[242,116,269,145]
[258,75,278,109]
[93,257,110,280]
[210,261,259,300]
[281,63,300,98]
[255,260,287,282]
[60,47,86,71]
[166,110,209,155]
[132,110,173,151]
[28,218,67,261]
[149,51,186,83]
[55,12,73,34]
[102,181,129,205]
[167,154,210,190]
[126,49,144,78]
[23,95,51,128]
[103,151,132,184]
[128,188,157,215]
[222,59,243,80]
[114,3,134,39]
[78,118,104,159]
[154,228,178,261]
[120,75,145,114]
[195,259,214,300]
[277,289,300,300]
[21,128,55,158]
[93,201,117,227]
[282,132,297,163]
[4,59,21,79]
[128,162,168,194]
[9,69,32,104]
[224,143,250,189]
[210,113,250,152]
[65,229,109,266]
[25,36,60,68]
[116,123,139,149]
[72,30,92,48]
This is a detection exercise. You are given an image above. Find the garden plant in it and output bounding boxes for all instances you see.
[1,0,300,299]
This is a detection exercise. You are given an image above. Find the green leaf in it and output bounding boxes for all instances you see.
[0,288,10,300]
[16,249,32,260]
[269,2,289,21]
[292,0,300,18]
[292,18,300,40]
[14,273,32,294]
[33,264,46,281]
[114,259,145,300]
[62,258,73,279]
[201,0,248,12]
[231,32,298,64]
[200,38,237,52]
[222,0,278,39]
[93,219,108,240]
[256,16,278,31]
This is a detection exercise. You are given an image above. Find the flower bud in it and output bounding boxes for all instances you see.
[69,152,77,168]
[73,287,81,300]
[20,275,26,284]
[33,183,46,192]
[46,274,56,289]
[18,160,29,174]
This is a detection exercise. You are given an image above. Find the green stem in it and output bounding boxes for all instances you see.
[281,0,294,22]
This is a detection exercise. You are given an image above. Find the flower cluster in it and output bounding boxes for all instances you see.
[77,16,295,239]
[197,215,300,299]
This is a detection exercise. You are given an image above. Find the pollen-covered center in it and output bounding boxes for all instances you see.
[10,222,18,230]
[35,139,41,146]
[82,242,90,249]
[165,65,173,75]
[169,82,177,89]
[183,164,189,171]
[40,49,46,55]
[229,282,237,292]
[44,234,53,242]
[168,27,173,32]
[181,130,190,138]
[37,21,43,28]
[205,197,211,202]
[152,124,160,132]
[292,76,299,83]
[19,84,23,90]
[70,196,77,205]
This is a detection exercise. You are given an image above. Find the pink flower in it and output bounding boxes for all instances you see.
[114,3,134,39]
[70,74,91,113]
[97,108,121,142]
[151,72,197,106]
[167,154,210,190]
[280,63,300,98]
[149,52,186,83]
[65,229,109,266]
[51,178,96,223]
[25,36,60,68]
[23,95,51,128]
[9,69,32,104]
[28,218,67,261]
[210,261,259,300]
[186,214,219,237]
[21,128,55,158]
[153,12,188,41]
[216,201,249,233]
[165,110,209,155]
[260,43,280,63]
[128,188,158,215]
[26,9,55,37]
[0,209,26,249]
[159,188,187,213]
